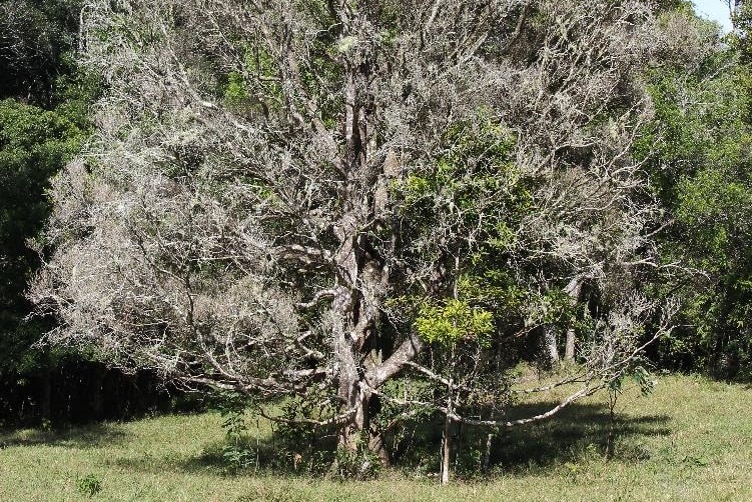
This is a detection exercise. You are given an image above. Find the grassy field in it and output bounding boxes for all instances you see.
[1,374,751,501]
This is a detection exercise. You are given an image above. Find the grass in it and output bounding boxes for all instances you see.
[1,374,751,501]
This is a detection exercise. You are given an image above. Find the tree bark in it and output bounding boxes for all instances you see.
[563,276,585,362]
[543,325,560,364]
[565,328,576,361]
[441,403,452,485]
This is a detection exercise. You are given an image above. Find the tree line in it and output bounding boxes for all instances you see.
[3,0,752,480]
[0,0,191,425]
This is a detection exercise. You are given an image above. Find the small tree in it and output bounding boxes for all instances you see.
[32,0,674,472]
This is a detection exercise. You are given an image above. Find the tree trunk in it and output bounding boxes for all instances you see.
[565,328,576,361]
[543,325,560,364]
[441,411,452,485]
[441,376,455,485]
[332,278,379,452]
[483,432,494,472]
[563,276,584,362]
[337,383,369,451]
[368,430,392,467]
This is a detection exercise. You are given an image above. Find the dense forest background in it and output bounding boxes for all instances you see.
[0,0,187,424]
[4,0,752,478]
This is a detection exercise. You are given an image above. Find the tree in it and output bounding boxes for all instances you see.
[32,0,675,471]
[639,2,752,378]
[0,99,84,421]
[0,0,83,106]
[0,0,177,425]
[0,0,91,421]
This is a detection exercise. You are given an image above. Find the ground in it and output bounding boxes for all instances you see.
[1,374,751,501]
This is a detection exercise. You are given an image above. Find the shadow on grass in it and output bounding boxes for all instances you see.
[0,422,127,449]
[108,400,671,479]
[492,401,671,472]
[113,434,331,477]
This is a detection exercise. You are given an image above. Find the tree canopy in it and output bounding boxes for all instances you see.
[27,0,681,476]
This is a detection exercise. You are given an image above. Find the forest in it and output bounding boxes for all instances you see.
[3,0,752,497]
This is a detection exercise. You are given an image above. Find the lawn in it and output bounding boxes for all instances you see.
[1,374,751,501]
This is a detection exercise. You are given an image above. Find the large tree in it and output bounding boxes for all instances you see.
[32,0,674,469]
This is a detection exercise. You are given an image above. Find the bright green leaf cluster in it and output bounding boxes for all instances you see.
[415,299,494,348]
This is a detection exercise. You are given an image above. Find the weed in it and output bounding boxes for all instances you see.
[76,474,102,497]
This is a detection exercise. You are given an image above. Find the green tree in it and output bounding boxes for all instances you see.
[0,0,100,422]
[0,0,82,105]
[0,98,89,419]
[637,4,752,377]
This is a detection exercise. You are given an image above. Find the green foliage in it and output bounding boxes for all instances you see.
[609,365,657,399]
[0,0,102,424]
[333,435,381,480]
[395,114,523,220]
[732,3,752,64]
[215,391,256,473]
[636,5,752,376]
[415,299,494,348]
[75,474,102,497]
[676,169,752,272]
[395,112,542,351]
[272,394,339,474]
[0,99,87,372]
[225,72,250,104]
[0,0,83,105]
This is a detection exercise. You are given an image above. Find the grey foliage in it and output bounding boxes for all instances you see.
[31,0,676,456]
